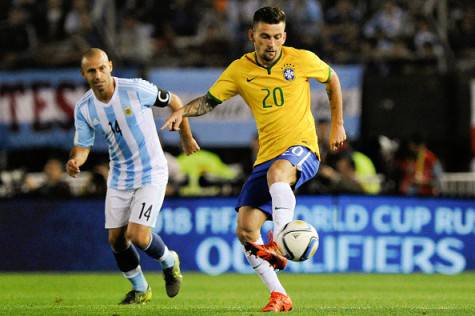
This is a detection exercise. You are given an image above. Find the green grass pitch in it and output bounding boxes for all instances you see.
[0,273,474,315]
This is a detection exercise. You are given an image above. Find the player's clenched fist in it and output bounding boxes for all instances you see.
[66,159,81,177]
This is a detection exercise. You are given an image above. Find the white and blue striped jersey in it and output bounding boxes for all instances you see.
[74,77,169,190]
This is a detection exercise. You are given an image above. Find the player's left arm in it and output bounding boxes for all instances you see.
[167,93,200,155]
[326,69,347,151]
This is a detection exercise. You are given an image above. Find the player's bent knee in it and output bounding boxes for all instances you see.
[267,160,295,184]
[236,227,258,244]
[126,228,150,249]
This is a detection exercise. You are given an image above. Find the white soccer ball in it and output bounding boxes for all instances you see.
[276,220,319,262]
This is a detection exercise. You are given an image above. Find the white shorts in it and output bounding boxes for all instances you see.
[105,184,166,229]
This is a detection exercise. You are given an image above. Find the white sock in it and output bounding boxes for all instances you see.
[245,236,286,294]
[270,182,296,238]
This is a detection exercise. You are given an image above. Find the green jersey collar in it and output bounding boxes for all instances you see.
[254,49,283,74]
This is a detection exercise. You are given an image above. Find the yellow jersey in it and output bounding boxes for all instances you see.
[208,46,331,166]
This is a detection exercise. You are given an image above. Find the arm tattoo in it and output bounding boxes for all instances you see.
[183,95,215,117]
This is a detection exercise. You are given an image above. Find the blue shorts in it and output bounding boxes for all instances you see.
[235,146,320,217]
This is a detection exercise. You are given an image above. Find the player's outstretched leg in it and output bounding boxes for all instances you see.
[262,291,293,312]
[244,231,288,270]
[244,236,292,312]
[140,232,183,297]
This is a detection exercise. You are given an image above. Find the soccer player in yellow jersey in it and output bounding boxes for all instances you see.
[163,7,346,312]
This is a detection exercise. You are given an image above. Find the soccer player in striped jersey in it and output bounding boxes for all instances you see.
[66,48,200,304]
[162,7,346,312]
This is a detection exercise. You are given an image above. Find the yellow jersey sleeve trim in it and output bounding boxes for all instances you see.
[207,91,223,104]
[323,66,332,83]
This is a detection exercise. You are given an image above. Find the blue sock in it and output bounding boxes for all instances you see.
[112,244,140,273]
[123,265,148,292]
[142,233,175,269]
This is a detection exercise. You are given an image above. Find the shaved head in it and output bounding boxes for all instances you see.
[81,48,109,70]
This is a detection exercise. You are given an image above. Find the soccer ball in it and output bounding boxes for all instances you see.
[276,220,319,262]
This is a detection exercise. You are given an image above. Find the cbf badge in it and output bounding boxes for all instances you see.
[282,63,296,81]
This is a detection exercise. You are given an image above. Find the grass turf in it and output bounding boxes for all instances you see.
[0,273,474,315]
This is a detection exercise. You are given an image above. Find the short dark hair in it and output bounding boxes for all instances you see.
[252,7,286,29]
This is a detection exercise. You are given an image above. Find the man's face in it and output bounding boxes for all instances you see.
[80,53,113,94]
[250,21,286,64]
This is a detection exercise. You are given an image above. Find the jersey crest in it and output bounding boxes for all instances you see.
[124,106,133,116]
[282,63,296,81]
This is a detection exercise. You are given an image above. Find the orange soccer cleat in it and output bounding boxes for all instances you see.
[261,291,293,312]
[244,237,288,270]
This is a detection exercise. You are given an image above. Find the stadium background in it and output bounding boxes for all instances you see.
[1,0,474,276]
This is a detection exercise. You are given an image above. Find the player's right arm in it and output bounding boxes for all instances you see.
[162,61,239,132]
[69,101,95,177]
[161,94,219,131]
[67,146,90,177]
